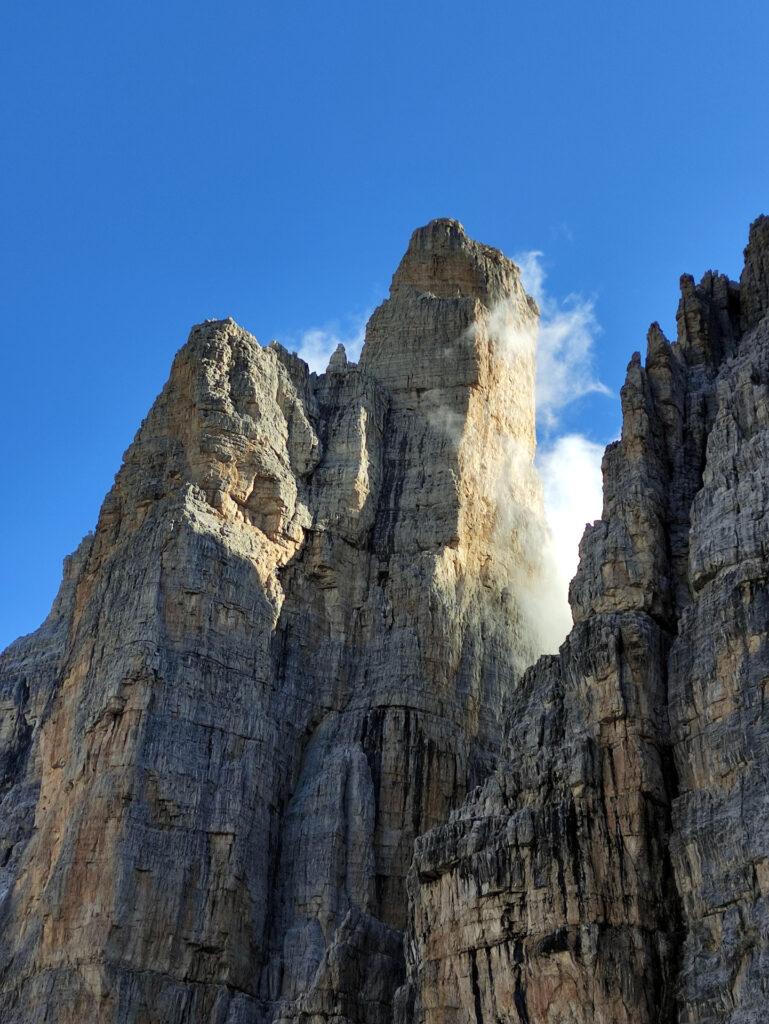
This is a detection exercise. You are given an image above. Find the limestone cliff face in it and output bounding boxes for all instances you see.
[4,216,769,1024]
[400,217,769,1024]
[0,220,545,1023]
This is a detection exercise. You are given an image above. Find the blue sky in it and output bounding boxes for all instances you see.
[2,0,768,648]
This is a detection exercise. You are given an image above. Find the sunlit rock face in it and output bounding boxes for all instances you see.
[399,216,769,1024]
[0,220,546,1024]
[3,216,769,1024]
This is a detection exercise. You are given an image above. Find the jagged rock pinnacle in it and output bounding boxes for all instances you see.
[326,341,348,371]
[2,217,769,1024]
[0,220,544,1024]
[741,213,769,330]
[404,214,769,1024]
[389,217,534,309]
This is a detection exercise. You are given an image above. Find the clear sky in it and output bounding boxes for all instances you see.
[2,0,768,649]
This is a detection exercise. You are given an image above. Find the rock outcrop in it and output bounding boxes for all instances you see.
[400,216,769,1024]
[3,215,769,1024]
[0,220,548,1023]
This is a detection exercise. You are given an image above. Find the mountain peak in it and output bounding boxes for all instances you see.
[741,213,769,330]
[389,216,524,305]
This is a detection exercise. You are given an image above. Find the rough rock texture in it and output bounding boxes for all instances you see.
[4,215,769,1024]
[0,220,546,1023]
[400,217,769,1023]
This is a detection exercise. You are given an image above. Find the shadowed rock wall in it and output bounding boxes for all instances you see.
[3,217,769,1024]
[399,217,769,1024]
[0,220,544,1024]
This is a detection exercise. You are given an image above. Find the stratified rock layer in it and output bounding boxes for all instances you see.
[4,216,769,1024]
[0,220,546,1023]
[400,217,769,1024]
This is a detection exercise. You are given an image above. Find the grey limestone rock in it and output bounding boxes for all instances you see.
[400,216,769,1024]
[3,216,769,1024]
[0,220,544,1023]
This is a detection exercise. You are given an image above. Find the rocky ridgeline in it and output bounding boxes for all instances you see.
[1,217,769,1024]
[0,220,543,1022]
[400,216,769,1024]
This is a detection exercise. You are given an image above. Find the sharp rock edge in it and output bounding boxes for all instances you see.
[1,216,769,1024]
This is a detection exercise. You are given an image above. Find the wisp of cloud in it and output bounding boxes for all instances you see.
[484,252,613,656]
[515,251,612,433]
[521,251,611,649]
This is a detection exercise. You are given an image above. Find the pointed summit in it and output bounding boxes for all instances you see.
[740,214,769,331]
[360,218,538,399]
[326,342,348,371]
[389,217,530,306]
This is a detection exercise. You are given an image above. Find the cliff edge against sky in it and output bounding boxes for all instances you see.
[2,217,769,1024]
